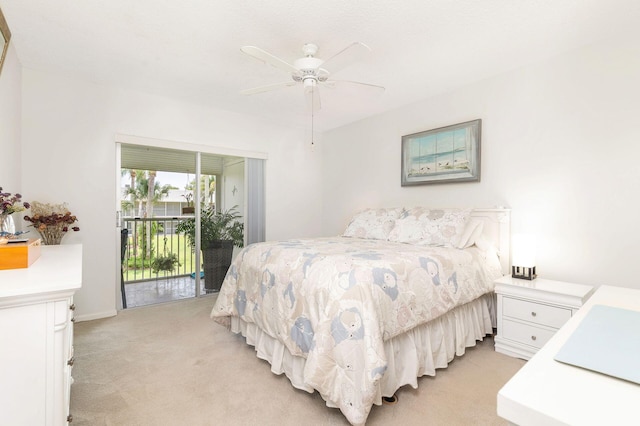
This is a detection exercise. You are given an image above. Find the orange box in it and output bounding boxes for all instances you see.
[0,238,42,270]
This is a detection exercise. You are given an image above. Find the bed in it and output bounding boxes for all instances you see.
[211,207,510,425]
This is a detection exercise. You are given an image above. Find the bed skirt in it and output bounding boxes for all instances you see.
[229,292,496,408]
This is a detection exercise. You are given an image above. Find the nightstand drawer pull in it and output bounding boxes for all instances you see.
[67,414,73,423]
[69,304,76,311]
[503,297,571,328]
[502,319,555,349]
[67,357,75,367]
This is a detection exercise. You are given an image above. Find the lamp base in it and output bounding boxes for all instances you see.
[512,265,537,280]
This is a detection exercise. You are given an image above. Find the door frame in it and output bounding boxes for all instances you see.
[114,134,267,310]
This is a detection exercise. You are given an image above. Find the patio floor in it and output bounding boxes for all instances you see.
[124,275,216,308]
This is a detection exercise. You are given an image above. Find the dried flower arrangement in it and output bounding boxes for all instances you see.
[23,201,80,245]
[1,187,31,215]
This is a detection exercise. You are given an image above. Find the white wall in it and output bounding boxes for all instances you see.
[222,158,245,215]
[0,43,22,226]
[322,36,640,290]
[21,69,323,320]
[222,158,245,260]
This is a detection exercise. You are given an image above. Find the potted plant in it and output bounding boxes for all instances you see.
[151,237,181,274]
[176,205,244,292]
[181,192,195,215]
[151,252,180,274]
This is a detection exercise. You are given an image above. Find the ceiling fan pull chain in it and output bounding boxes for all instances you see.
[311,89,315,148]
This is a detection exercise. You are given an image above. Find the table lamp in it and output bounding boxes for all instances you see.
[512,234,537,280]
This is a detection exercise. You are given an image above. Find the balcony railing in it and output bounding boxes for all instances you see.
[122,217,199,283]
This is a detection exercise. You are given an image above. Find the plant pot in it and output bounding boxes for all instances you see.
[202,240,234,292]
[182,207,195,214]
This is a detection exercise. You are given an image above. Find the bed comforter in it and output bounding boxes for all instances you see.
[211,237,502,425]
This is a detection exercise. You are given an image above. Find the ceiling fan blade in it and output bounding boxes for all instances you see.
[320,42,372,75]
[240,81,297,95]
[240,46,300,75]
[323,79,386,92]
[305,84,321,112]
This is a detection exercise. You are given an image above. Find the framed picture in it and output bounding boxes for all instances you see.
[401,119,481,186]
[0,6,11,77]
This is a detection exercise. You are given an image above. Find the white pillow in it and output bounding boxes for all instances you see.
[343,208,402,240]
[452,219,484,249]
[474,233,496,252]
[388,207,472,247]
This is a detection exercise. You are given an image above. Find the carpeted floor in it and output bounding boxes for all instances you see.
[70,296,525,425]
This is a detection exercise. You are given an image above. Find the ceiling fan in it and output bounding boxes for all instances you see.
[239,42,385,111]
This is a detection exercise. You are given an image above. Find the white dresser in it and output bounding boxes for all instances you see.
[494,275,593,360]
[0,244,82,425]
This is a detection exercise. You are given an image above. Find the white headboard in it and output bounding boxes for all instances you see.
[471,208,511,275]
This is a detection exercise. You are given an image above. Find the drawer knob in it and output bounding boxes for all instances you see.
[67,414,73,423]
[69,304,76,311]
[531,311,537,317]
[67,357,75,367]
[531,335,537,341]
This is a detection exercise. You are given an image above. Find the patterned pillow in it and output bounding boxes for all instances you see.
[388,207,472,247]
[343,208,403,240]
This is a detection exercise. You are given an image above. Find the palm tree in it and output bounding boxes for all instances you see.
[186,175,217,207]
[146,170,156,219]
[121,169,172,260]
[122,170,171,217]
[121,169,137,215]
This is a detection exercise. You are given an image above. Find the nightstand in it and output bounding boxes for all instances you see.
[494,275,594,360]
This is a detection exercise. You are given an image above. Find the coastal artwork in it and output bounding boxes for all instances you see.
[401,119,481,186]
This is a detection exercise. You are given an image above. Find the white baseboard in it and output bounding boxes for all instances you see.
[75,309,117,322]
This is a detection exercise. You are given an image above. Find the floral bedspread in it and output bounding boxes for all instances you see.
[211,237,502,425]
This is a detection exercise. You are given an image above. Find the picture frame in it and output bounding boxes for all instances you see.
[0,6,11,77]
[401,119,481,186]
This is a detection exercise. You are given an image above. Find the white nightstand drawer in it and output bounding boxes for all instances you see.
[502,319,556,349]
[494,276,593,360]
[503,297,571,329]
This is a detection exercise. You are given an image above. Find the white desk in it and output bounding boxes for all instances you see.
[497,285,640,425]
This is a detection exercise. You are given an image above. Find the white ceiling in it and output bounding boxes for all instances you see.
[2,0,639,132]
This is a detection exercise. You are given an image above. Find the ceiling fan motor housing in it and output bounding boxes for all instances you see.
[293,56,327,86]
[294,56,323,72]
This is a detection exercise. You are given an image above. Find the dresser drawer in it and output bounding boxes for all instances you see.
[502,319,556,349]
[503,297,571,329]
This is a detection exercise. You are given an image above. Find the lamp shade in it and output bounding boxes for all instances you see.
[512,234,536,267]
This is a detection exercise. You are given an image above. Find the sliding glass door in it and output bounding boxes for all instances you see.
[116,143,265,309]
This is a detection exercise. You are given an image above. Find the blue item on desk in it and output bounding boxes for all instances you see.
[554,304,640,384]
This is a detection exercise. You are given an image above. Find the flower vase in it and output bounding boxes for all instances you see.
[37,224,65,245]
[0,213,16,235]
